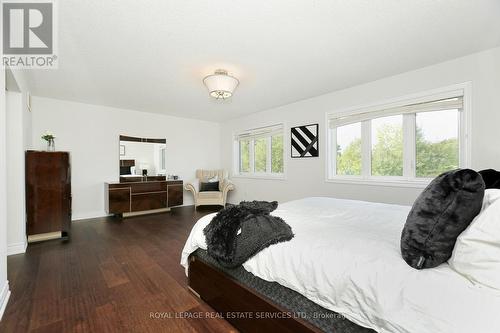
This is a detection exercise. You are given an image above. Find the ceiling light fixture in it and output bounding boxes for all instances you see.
[203,69,239,99]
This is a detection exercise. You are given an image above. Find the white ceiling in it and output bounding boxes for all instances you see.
[23,0,500,122]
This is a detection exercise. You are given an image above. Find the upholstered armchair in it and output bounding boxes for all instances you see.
[184,169,235,208]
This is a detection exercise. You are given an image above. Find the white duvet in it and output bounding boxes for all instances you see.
[181,197,500,333]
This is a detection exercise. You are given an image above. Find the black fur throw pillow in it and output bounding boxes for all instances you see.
[401,169,485,269]
[478,169,500,189]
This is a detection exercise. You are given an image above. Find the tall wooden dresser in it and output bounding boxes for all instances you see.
[26,151,72,242]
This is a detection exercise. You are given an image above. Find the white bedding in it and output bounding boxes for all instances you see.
[181,197,500,333]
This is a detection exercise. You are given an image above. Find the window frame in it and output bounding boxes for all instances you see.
[159,146,166,172]
[326,83,471,188]
[233,124,286,180]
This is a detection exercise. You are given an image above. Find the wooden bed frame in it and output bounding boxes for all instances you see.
[188,255,321,333]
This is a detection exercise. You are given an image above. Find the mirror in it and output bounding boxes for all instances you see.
[119,135,166,182]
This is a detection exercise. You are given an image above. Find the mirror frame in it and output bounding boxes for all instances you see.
[119,135,166,144]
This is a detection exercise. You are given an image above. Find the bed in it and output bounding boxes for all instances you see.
[181,197,500,333]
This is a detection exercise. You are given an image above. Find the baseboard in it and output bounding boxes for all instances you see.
[72,204,195,221]
[0,281,11,321]
[7,240,27,256]
[72,211,108,221]
[123,207,170,217]
[28,232,62,243]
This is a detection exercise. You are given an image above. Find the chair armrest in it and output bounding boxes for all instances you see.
[220,179,235,194]
[184,179,199,194]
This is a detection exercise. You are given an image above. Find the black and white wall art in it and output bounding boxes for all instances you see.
[291,124,319,158]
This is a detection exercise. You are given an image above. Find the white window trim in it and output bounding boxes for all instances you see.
[158,146,167,174]
[325,82,472,188]
[233,123,287,180]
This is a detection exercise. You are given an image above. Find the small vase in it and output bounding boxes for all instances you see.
[47,139,55,152]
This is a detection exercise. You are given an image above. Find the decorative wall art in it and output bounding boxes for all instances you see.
[291,124,319,158]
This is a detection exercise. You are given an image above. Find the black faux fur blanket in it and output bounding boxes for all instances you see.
[203,201,294,268]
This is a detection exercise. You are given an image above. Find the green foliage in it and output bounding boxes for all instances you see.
[240,140,250,172]
[371,124,403,176]
[416,127,458,177]
[41,131,55,142]
[239,135,284,174]
[336,124,458,178]
[271,135,284,173]
[337,138,362,175]
[254,138,267,172]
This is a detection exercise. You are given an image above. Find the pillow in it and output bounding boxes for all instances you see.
[202,175,219,183]
[478,169,500,189]
[200,181,220,192]
[401,169,485,269]
[449,193,500,290]
[480,188,500,211]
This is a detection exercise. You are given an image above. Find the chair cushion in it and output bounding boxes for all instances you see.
[401,169,485,269]
[196,169,228,191]
[198,191,223,199]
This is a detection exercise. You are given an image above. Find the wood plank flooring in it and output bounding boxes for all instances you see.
[0,206,237,333]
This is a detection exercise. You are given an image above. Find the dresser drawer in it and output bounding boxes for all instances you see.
[108,187,131,214]
[168,184,183,207]
[130,181,167,194]
[131,191,167,211]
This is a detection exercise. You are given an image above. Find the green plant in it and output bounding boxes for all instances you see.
[41,131,56,142]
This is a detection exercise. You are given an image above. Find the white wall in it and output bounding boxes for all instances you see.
[6,70,33,150]
[0,2,12,318]
[4,69,32,257]
[31,97,222,220]
[6,92,27,255]
[0,75,10,321]
[221,47,500,206]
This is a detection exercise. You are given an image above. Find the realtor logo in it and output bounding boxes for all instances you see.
[2,0,58,68]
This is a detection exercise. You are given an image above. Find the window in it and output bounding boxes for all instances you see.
[371,115,403,176]
[239,139,250,173]
[271,134,284,173]
[235,124,284,178]
[254,138,267,172]
[328,89,468,185]
[336,123,361,176]
[416,110,459,178]
[159,146,166,171]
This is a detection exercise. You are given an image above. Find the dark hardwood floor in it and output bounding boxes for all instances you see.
[0,206,237,333]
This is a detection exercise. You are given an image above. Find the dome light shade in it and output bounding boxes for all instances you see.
[203,69,239,99]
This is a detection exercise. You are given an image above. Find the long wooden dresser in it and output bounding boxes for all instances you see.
[105,179,183,216]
